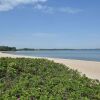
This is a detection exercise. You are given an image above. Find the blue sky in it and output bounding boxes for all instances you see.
[0,0,100,49]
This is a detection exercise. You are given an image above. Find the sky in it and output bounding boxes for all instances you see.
[0,0,100,49]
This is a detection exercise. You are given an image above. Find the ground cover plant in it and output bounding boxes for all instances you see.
[0,58,100,100]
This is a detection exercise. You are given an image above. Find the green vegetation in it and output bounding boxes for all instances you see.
[1,46,100,51]
[18,48,35,51]
[18,48,100,51]
[0,58,100,100]
[0,46,16,51]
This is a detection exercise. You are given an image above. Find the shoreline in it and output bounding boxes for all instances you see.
[0,52,100,81]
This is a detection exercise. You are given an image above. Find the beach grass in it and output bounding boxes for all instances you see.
[0,58,100,100]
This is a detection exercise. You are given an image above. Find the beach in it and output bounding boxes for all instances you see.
[0,52,100,81]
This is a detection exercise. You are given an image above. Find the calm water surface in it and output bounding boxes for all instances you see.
[9,50,100,62]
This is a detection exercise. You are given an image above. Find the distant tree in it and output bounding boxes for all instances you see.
[0,46,16,51]
[18,48,35,51]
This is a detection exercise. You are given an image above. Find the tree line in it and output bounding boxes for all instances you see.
[0,46,16,51]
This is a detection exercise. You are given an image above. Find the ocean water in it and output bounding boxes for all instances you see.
[9,50,100,62]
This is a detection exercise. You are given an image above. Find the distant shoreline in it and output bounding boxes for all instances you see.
[0,45,100,51]
[17,49,100,51]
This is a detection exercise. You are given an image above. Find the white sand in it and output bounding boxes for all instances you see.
[0,52,100,81]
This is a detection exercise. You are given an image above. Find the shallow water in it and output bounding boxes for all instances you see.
[8,50,100,62]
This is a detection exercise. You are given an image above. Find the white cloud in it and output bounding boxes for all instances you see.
[31,33,57,38]
[0,0,47,11]
[0,0,82,14]
[59,7,82,14]
[34,4,82,14]
[34,4,54,13]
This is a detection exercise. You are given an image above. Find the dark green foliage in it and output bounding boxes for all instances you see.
[18,48,35,51]
[0,58,100,100]
[0,46,16,51]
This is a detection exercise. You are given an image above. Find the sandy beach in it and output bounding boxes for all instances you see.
[0,52,100,81]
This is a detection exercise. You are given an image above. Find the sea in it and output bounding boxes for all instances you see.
[8,49,100,62]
